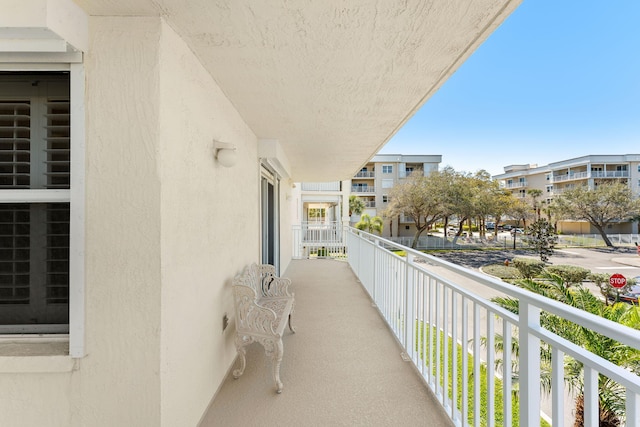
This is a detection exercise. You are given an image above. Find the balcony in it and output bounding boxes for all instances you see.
[204,227,640,427]
[354,170,376,178]
[351,186,376,193]
[592,170,630,178]
[502,181,527,189]
[552,171,589,182]
[200,258,452,426]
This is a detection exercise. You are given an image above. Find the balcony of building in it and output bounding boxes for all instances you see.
[203,226,640,427]
[501,181,527,189]
[552,171,589,182]
[354,170,376,178]
[351,185,376,194]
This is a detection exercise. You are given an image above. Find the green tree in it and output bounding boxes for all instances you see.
[525,218,557,262]
[354,213,383,235]
[554,182,640,247]
[527,189,543,220]
[383,170,445,248]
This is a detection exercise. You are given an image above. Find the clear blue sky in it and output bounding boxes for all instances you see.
[378,1,640,177]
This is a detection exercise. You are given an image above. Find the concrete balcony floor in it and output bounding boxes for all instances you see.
[200,259,453,426]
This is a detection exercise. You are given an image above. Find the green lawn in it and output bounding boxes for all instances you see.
[416,321,551,427]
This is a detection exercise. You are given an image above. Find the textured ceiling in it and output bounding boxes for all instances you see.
[73,0,521,181]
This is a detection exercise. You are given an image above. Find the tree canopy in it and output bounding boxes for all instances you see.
[383,170,445,248]
[554,182,640,246]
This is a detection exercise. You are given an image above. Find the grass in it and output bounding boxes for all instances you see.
[416,321,550,427]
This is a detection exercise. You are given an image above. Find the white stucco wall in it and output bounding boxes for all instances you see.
[0,14,296,427]
[156,19,261,427]
[79,16,164,427]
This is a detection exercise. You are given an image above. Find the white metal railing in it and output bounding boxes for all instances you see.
[592,170,629,178]
[292,222,347,259]
[300,181,341,191]
[345,227,640,427]
[502,181,527,189]
[552,171,589,182]
[351,186,376,193]
[354,171,375,178]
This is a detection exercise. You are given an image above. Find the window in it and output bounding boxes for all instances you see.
[382,195,389,203]
[546,185,553,193]
[382,165,392,174]
[405,166,414,175]
[0,73,71,332]
[381,179,393,189]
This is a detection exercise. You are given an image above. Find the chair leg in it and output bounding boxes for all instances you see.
[233,334,250,379]
[272,338,284,393]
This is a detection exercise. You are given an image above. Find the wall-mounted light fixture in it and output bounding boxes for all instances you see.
[213,140,237,168]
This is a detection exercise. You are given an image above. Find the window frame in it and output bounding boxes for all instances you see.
[382,165,392,174]
[0,63,85,358]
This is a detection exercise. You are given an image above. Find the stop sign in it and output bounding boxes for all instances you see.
[610,273,627,289]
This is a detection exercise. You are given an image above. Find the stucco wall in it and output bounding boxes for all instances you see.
[0,14,294,427]
[156,20,261,427]
[78,16,164,427]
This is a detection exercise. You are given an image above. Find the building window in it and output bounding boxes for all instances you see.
[546,185,553,193]
[0,72,71,332]
[382,195,389,203]
[519,189,526,197]
[382,165,392,174]
[381,179,393,189]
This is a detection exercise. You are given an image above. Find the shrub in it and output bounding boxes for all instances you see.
[483,264,520,280]
[512,257,545,279]
[545,265,590,287]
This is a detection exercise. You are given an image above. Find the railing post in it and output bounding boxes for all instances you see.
[406,252,415,358]
[519,300,541,426]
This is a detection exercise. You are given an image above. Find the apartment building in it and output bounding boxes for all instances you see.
[294,154,442,239]
[493,154,640,233]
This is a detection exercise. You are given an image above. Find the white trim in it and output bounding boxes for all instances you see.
[0,52,82,63]
[0,65,85,358]
[0,39,68,53]
[69,63,85,358]
[0,189,70,203]
[0,62,70,71]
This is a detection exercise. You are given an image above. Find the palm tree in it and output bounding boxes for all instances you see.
[349,195,365,219]
[355,214,383,235]
[490,274,640,426]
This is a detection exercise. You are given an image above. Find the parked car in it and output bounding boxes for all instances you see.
[608,277,640,304]
[486,222,495,230]
[510,228,524,235]
[502,224,513,231]
[613,285,640,305]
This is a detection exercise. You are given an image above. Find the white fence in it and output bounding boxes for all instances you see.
[346,227,640,427]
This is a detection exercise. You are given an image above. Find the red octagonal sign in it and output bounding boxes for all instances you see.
[610,273,627,289]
